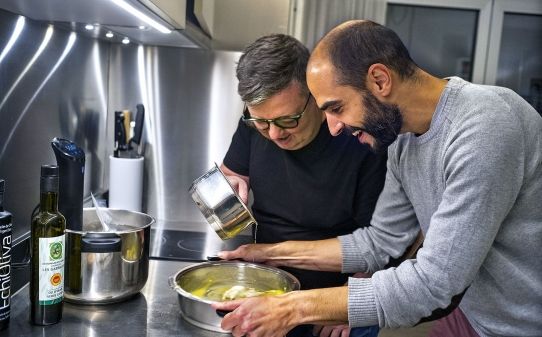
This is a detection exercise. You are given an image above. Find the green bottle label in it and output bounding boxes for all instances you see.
[38,235,64,305]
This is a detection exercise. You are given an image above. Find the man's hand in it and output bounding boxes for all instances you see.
[225,174,249,204]
[213,295,298,337]
[220,164,250,204]
[218,239,343,271]
[218,243,280,265]
[212,288,349,337]
[313,324,351,337]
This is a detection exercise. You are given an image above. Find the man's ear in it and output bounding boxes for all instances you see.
[366,63,392,98]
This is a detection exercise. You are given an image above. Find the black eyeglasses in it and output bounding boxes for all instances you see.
[242,94,311,130]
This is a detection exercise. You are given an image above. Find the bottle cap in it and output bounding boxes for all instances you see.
[40,165,59,193]
[41,165,59,177]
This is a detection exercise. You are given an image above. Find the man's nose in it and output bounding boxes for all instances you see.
[326,114,344,136]
[268,123,284,139]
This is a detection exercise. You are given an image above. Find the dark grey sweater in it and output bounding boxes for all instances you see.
[340,77,542,336]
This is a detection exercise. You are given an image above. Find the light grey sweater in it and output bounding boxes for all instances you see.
[340,77,542,336]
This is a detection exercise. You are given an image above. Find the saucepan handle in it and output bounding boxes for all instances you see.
[207,255,243,262]
[216,309,231,317]
[168,275,177,289]
[206,255,223,261]
[81,233,122,253]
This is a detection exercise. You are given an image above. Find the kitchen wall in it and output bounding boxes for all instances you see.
[0,7,243,251]
[290,0,385,50]
[107,43,242,230]
[0,9,110,243]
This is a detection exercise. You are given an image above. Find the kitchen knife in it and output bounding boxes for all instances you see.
[126,104,145,158]
[114,111,127,157]
[130,104,145,147]
[123,110,131,144]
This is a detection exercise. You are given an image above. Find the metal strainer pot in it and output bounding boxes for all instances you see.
[169,261,300,332]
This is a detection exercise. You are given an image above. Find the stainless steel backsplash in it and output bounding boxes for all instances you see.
[0,10,110,242]
[107,45,242,230]
[0,8,242,242]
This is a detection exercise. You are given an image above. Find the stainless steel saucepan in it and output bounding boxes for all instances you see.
[64,208,154,304]
[189,164,256,240]
[169,261,300,332]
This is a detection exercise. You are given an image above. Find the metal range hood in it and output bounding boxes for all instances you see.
[0,0,295,50]
[0,0,383,51]
[193,0,291,51]
[0,0,212,48]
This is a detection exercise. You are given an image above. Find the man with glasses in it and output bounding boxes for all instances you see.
[220,34,386,337]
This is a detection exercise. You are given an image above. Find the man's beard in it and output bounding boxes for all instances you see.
[350,92,403,153]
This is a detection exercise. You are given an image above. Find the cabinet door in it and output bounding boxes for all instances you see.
[383,0,492,83]
[485,0,542,115]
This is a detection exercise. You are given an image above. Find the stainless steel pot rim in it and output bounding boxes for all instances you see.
[66,208,155,234]
[188,163,229,189]
[170,261,300,303]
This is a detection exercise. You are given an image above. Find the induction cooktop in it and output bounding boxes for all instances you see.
[149,229,253,261]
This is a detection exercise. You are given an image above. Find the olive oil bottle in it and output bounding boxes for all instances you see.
[30,165,66,325]
[0,179,12,331]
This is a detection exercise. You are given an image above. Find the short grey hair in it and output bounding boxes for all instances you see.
[236,34,310,105]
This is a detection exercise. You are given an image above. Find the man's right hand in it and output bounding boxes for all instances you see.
[218,243,277,265]
[220,164,250,204]
[225,174,249,204]
[218,238,344,272]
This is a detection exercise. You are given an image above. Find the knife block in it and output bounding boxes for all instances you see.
[109,155,144,212]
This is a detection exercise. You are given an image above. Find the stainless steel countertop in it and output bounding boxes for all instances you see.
[6,259,231,337]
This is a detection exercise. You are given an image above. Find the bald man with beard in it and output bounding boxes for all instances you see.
[213,20,542,337]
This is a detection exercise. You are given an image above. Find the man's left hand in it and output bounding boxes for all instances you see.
[212,295,296,337]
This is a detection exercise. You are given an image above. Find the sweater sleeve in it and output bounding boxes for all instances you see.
[340,151,420,275]
[345,105,525,328]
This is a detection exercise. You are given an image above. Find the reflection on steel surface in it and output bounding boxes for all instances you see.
[0,8,244,244]
[0,25,53,112]
[0,32,77,161]
[0,10,110,242]
[109,45,243,226]
[0,16,25,64]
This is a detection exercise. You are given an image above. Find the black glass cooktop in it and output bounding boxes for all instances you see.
[149,229,253,262]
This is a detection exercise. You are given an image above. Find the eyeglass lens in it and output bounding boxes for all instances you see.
[251,118,299,130]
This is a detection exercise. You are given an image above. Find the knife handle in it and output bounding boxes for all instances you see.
[123,110,131,144]
[132,104,145,145]
[114,111,127,155]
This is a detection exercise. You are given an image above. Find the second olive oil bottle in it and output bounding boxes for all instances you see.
[30,165,66,325]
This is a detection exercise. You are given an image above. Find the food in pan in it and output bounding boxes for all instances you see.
[188,279,286,301]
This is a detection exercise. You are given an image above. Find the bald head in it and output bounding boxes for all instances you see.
[312,20,368,58]
[308,20,417,92]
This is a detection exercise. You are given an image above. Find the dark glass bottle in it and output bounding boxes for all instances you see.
[30,165,66,325]
[0,179,12,331]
